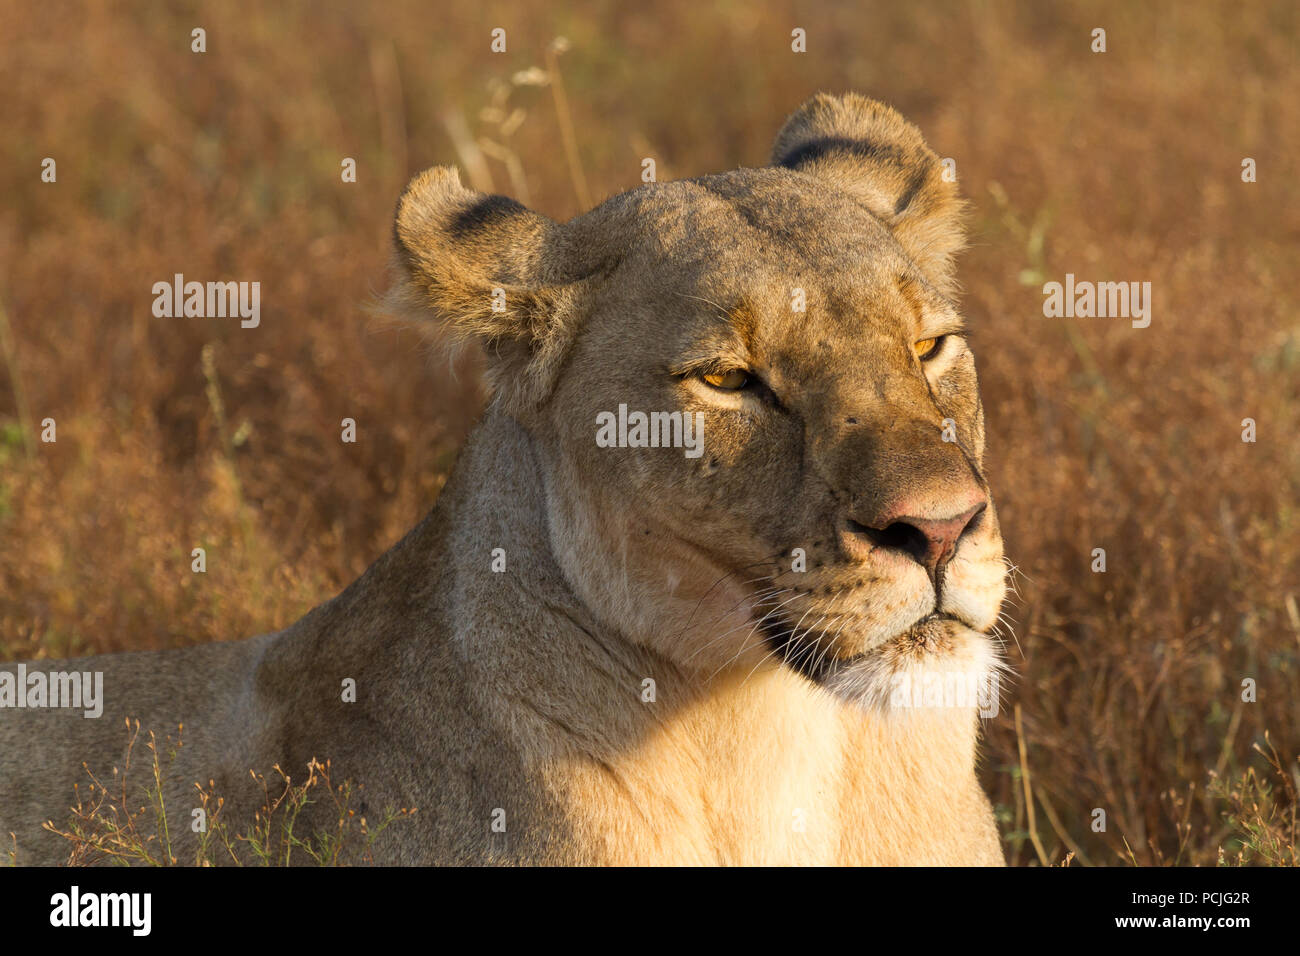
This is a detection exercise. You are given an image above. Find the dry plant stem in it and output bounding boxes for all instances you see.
[546,44,591,210]
[1015,704,1050,866]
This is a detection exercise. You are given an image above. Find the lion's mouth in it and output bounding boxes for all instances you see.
[758,611,967,686]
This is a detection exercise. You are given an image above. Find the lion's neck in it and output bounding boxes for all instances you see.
[426,411,993,864]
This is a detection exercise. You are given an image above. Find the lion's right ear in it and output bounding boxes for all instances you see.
[770,93,966,296]
[386,166,590,410]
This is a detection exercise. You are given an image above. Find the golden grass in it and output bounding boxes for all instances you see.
[43,719,412,866]
[1,0,1296,865]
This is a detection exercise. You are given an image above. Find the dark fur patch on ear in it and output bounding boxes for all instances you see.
[777,135,928,217]
[775,135,901,170]
[770,93,968,296]
[386,165,606,415]
[893,165,928,216]
[451,194,529,239]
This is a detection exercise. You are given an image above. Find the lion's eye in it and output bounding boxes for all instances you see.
[914,336,944,361]
[702,369,750,390]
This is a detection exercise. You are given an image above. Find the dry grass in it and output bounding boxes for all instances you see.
[1,0,1296,865]
[42,719,412,866]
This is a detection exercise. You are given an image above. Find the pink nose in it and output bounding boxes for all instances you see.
[890,505,986,571]
[843,493,987,578]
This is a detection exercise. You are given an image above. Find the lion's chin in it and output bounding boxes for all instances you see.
[784,616,1004,717]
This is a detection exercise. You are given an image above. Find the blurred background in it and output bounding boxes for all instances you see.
[1,0,1297,865]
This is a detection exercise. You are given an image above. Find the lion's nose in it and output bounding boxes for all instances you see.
[842,497,987,578]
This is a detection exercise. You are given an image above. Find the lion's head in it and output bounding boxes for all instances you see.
[389,93,1007,713]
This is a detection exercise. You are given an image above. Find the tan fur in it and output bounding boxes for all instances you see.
[1,94,1007,865]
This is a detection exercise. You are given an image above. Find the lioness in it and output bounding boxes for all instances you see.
[1,93,1008,865]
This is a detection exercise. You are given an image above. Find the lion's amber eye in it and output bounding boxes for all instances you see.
[702,369,750,390]
[914,336,943,361]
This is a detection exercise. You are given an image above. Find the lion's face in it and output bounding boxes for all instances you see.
[391,94,1006,711]
[537,171,1005,710]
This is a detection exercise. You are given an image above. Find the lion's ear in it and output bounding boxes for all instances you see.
[771,93,966,296]
[387,166,591,410]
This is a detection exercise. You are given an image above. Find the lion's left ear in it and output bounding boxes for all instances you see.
[770,93,966,296]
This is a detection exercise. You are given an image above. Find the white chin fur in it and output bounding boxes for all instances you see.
[820,625,1006,719]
